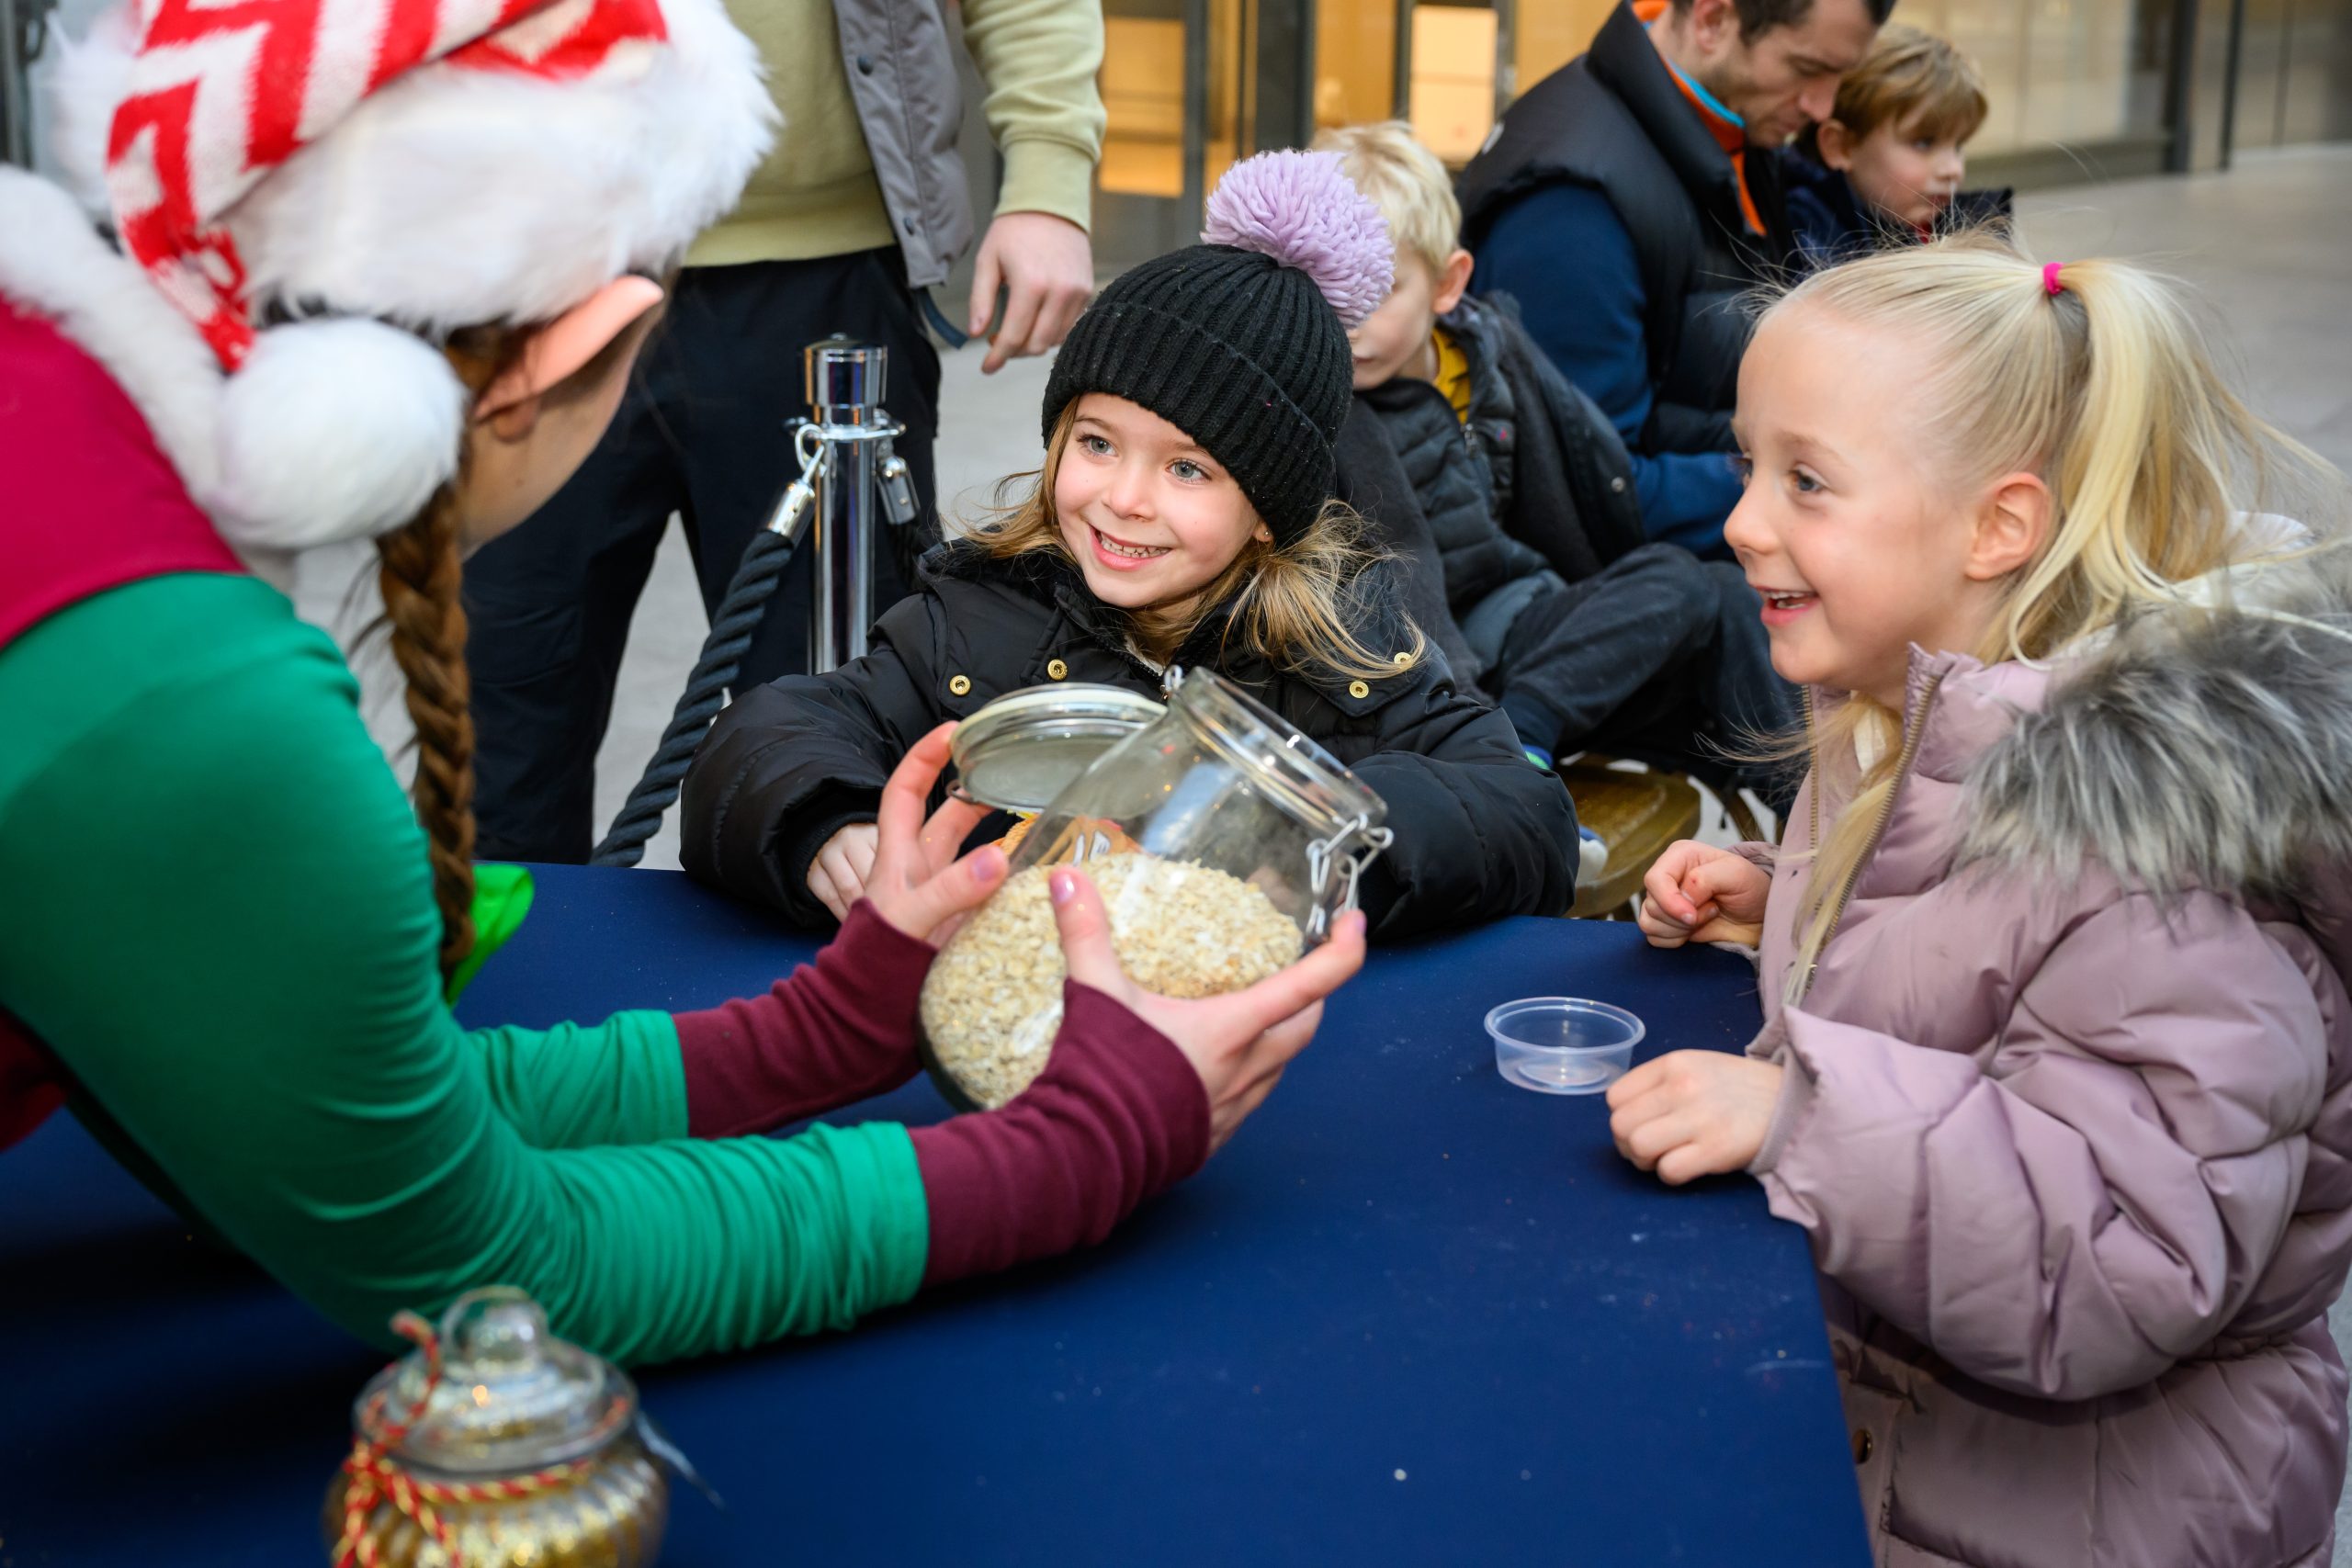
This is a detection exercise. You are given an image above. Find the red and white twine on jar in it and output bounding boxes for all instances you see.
[331,1309,586,1568]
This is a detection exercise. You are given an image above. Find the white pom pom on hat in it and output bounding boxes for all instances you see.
[34,0,775,553]
[217,321,469,550]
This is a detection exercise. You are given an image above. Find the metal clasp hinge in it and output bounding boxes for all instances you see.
[1304,813,1394,940]
[763,422,831,543]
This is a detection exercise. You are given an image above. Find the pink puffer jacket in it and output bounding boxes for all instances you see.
[1741,558,2352,1568]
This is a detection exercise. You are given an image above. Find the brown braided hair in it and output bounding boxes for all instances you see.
[375,325,531,984]
[376,307,657,983]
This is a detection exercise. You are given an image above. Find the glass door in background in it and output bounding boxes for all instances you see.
[1310,0,1615,166]
[1093,0,1273,272]
[1095,0,1199,271]
[1096,0,1620,274]
[2227,0,2352,152]
[1409,0,1501,163]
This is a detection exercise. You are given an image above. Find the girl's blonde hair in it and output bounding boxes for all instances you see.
[970,402,1424,683]
[1774,234,2346,998]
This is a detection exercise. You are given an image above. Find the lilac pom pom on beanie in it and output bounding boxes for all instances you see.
[1042,150,1394,546]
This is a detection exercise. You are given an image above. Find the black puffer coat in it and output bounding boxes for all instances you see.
[681,541,1578,935]
[1338,292,1647,679]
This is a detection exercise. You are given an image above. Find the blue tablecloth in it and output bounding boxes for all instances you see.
[0,865,1867,1565]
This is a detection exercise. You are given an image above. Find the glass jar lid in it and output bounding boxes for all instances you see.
[950,682,1167,812]
[353,1288,636,1476]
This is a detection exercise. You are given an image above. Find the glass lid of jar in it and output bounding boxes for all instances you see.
[950,682,1167,812]
[1164,667,1386,840]
[353,1287,636,1476]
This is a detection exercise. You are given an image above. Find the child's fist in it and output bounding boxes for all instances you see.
[1637,840,1770,949]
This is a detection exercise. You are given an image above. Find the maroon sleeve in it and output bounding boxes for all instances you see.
[910,982,1212,1288]
[673,901,933,1138]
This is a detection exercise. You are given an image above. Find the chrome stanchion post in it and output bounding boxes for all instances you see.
[590,338,916,863]
[4,0,62,170]
[802,336,916,674]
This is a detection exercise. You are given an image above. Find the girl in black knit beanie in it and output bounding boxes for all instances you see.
[682,152,1583,938]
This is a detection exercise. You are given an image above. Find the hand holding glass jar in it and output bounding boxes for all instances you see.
[1044,862,1367,1152]
[920,669,1393,1110]
[857,723,1010,945]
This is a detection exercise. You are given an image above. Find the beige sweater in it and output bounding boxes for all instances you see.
[689,0,1104,267]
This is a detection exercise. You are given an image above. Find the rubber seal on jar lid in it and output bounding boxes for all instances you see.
[949,682,1167,813]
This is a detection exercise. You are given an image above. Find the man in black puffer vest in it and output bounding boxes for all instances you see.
[1457,0,1888,558]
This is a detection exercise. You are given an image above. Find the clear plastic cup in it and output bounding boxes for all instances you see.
[1486,998,1645,1095]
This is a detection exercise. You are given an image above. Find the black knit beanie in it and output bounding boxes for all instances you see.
[1043,152,1395,547]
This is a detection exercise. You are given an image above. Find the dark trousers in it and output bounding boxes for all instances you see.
[1491,544,1798,807]
[463,250,942,863]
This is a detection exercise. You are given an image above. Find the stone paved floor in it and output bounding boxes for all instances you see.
[297,142,2352,1555]
[2018,145,2352,473]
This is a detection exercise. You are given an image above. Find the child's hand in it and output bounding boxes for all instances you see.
[808,824,879,921]
[1637,840,1770,949]
[828,725,1008,940]
[1605,1051,1785,1185]
[1046,864,1367,1154]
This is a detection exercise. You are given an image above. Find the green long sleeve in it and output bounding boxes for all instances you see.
[0,573,929,1363]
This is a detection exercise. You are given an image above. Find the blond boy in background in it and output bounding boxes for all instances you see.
[1318,123,1795,827]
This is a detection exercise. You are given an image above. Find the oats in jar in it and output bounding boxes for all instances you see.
[919,852,1306,1109]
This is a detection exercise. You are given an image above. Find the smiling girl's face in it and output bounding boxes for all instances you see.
[1053,393,1271,617]
[1723,304,2037,709]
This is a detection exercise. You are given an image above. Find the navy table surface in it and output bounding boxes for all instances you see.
[0,863,1868,1567]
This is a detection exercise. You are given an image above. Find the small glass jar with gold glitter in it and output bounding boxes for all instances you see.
[323,1287,666,1568]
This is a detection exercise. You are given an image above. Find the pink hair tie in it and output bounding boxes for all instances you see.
[2042,261,2066,297]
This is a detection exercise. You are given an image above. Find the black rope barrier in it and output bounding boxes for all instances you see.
[589,526,797,867]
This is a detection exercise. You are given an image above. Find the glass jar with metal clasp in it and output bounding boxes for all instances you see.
[921,666,1392,1111]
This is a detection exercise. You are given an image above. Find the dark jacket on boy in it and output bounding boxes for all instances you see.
[1781,150,2016,268]
[681,539,1580,935]
[1338,294,1645,679]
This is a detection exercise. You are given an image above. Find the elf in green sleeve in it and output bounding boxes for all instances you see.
[0,0,1358,1365]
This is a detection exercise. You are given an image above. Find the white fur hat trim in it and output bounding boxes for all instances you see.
[220,321,469,550]
[37,0,774,551]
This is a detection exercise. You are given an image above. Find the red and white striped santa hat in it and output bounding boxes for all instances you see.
[33,0,772,551]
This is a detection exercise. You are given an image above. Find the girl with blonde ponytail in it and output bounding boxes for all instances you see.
[1611,235,2352,1568]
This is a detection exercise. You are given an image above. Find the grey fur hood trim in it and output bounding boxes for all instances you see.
[1956,539,2352,900]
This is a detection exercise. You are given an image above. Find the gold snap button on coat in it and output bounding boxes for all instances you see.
[948,674,972,696]
[1046,659,1069,681]
[1347,680,1371,699]
[1393,650,1412,666]
[1851,1428,1874,1465]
